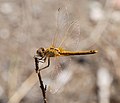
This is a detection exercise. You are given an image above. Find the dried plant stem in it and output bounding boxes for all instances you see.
[34,58,47,103]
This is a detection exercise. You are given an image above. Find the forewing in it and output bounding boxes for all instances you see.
[52,6,71,47]
[52,6,82,51]
[54,5,97,51]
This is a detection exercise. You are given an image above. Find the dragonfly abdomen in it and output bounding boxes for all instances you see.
[59,50,97,56]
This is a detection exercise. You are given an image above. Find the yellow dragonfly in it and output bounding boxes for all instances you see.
[34,47,97,72]
[32,5,98,94]
[34,7,97,73]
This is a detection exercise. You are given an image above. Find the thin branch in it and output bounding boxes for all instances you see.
[34,57,47,103]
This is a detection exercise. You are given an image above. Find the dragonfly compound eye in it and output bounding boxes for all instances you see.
[41,47,45,52]
[36,48,45,57]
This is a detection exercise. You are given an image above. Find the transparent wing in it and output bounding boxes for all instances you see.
[54,5,98,51]
[42,56,73,94]
[52,6,82,51]
[52,7,70,47]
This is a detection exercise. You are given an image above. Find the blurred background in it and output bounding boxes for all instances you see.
[0,0,120,103]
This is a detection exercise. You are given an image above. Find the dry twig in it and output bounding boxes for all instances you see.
[34,57,47,103]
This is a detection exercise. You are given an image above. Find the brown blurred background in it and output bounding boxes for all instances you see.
[0,0,120,103]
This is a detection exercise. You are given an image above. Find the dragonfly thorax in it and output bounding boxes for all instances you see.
[45,47,61,57]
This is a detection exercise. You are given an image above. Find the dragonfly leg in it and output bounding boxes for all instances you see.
[34,55,46,63]
[38,57,50,72]
[34,55,43,60]
[34,56,48,73]
[38,57,46,63]
[41,56,47,63]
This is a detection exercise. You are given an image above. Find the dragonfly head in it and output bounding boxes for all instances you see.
[36,47,45,57]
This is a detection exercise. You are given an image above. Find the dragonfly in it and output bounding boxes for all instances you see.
[34,47,97,72]
[34,8,97,73]
[33,5,98,94]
